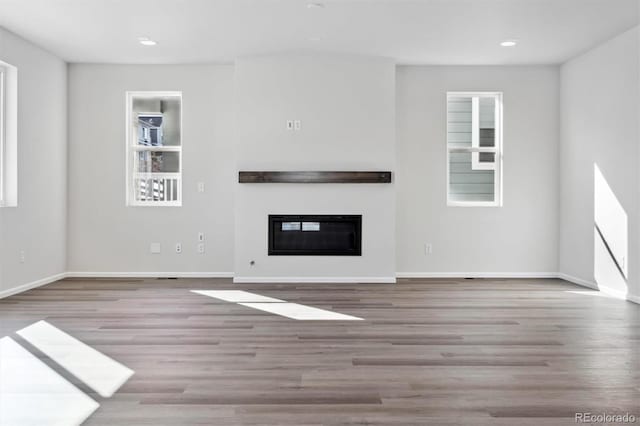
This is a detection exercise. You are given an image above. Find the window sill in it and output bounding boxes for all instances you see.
[447,201,502,208]
[127,202,182,207]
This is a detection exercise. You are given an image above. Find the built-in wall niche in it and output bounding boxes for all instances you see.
[126,92,182,206]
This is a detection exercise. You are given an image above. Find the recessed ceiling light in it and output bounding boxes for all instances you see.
[500,40,518,47]
[307,2,325,9]
[138,37,157,46]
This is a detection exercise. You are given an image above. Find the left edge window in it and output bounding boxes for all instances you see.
[0,60,18,207]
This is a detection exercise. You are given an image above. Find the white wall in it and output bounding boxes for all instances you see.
[396,66,560,275]
[27,32,640,293]
[559,26,640,300]
[0,27,68,297]
[67,65,235,275]
[234,55,396,282]
[68,61,560,281]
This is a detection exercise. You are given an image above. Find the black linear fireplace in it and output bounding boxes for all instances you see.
[268,215,362,256]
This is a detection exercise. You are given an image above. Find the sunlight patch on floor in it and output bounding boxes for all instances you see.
[0,336,99,426]
[17,320,134,398]
[566,290,626,300]
[191,290,284,303]
[239,302,364,320]
[192,290,363,320]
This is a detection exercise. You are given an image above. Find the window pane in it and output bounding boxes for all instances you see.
[134,177,180,202]
[449,151,495,203]
[127,91,182,206]
[478,152,496,164]
[447,97,472,147]
[132,97,181,147]
[137,116,163,146]
[447,92,501,206]
[135,151,180,173]
[0,69,4,204]
[479,97,496,148]
[0,62,18,207]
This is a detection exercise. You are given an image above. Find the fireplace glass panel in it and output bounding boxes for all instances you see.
[269,215,362,256]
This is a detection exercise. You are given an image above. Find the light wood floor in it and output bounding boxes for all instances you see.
[1,278,638,425]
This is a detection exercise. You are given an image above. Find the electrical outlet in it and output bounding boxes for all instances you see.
[197,243,205,254]
[197,182,205,193]
[19,250,26,264]
[286,120,294,130]
[175,243,182,254]
[424,243,433,255]
[198,232,205,242]
[150,243,161,254]
[294,120,301,130]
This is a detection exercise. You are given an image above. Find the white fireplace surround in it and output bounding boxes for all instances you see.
[233,55,396,283]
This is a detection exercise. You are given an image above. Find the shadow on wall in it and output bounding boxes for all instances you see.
[593,164,628,297]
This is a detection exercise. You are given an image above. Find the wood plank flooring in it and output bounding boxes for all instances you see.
[0,278,638,425]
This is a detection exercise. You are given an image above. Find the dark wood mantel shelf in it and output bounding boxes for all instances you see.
[238,171,392,184]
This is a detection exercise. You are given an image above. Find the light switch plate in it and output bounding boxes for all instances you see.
[150,243,161,254]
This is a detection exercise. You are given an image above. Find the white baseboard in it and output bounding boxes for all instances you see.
[65,272,234,279]
[554,273,639,305]
[0,272,67,299]
[556,273,598,290]
[396,272,558,279]
[233,276,397,284]
[597,285,629,300]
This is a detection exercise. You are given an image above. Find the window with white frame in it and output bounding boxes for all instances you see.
[446,92,503,206]
[126,92,182,206]
[0,60,18,207]
[0,64,5,205]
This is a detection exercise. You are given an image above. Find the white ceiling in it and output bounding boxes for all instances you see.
[0,0,637,65]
